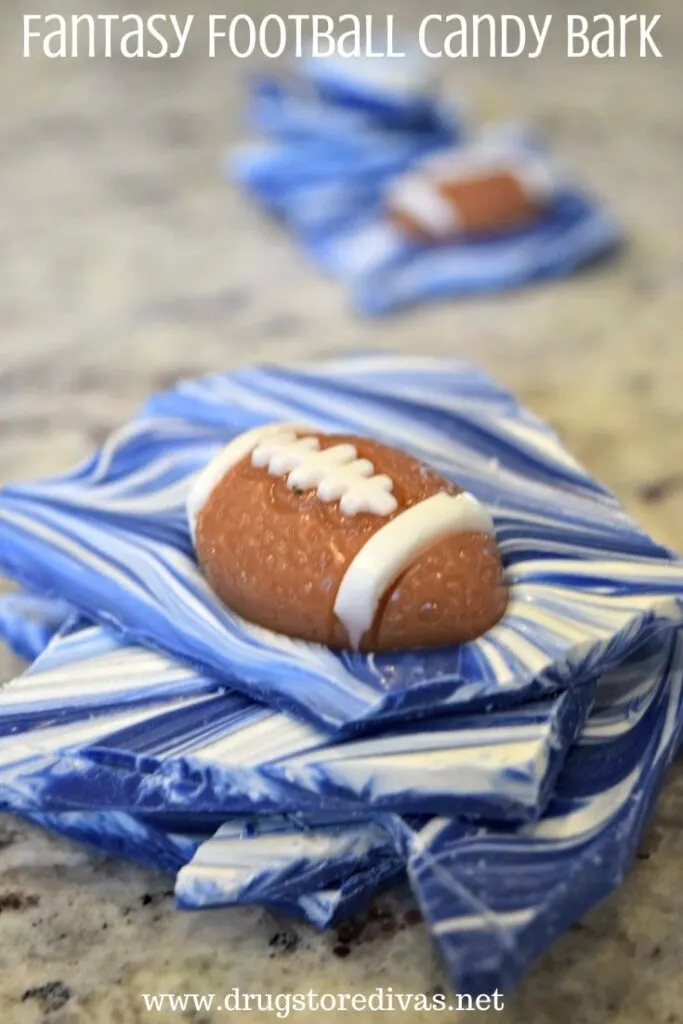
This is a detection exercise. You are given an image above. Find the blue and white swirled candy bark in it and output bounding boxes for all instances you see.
[231,66,619,314]
[21,808,200,875]
[0,611,590,821]
[49,626,680,978]
[0,614,398,927]
[1,591,682,984]
[0,355,682,734]
[173,810,408,926]
[0,592,69,661]
[14,807,396,928]
[173,812,401,909]
[405,629,683,994]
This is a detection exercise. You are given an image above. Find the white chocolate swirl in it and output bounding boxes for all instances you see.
[333,491,495,649]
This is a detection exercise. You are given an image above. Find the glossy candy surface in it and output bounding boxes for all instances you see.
[1,354,682,995]
[0,356,681,734]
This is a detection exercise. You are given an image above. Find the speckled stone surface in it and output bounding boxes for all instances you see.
[1,0,683,1020]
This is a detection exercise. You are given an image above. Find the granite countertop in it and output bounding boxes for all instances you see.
[1,0,683,1021]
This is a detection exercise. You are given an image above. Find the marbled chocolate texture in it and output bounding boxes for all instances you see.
[194,434,508,651]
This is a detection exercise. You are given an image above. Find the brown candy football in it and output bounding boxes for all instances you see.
[187,423,508,652]
[386,144,556,242]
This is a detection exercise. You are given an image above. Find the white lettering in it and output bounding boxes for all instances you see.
[145,13,168,58]
[619,13,639,57]
[472,14,496,57]
[208,15,226,58]
[23,14,41,57]
[639,13,662,56]
[567,14,590,57]
[311,15,335,58]
[120,13,144,59]
[592,14,615,59]
[229,14,256,58]
[501,15,526,57]
[288,14,308,58]
[386,15,406,56]
[528,14,553,58]
[365,13,388,57]
[168,15,193,59]
[21,10,654,62]
[336,14,361,58]
[72,14,95,58]
[43,14,67,58]
[444,14,467,58]
[418,14,442,58]
[260,14,286,59]
[98,14,116,57]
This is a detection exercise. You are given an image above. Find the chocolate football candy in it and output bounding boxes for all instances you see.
[386,145,556,242]
[187,424,508,652]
